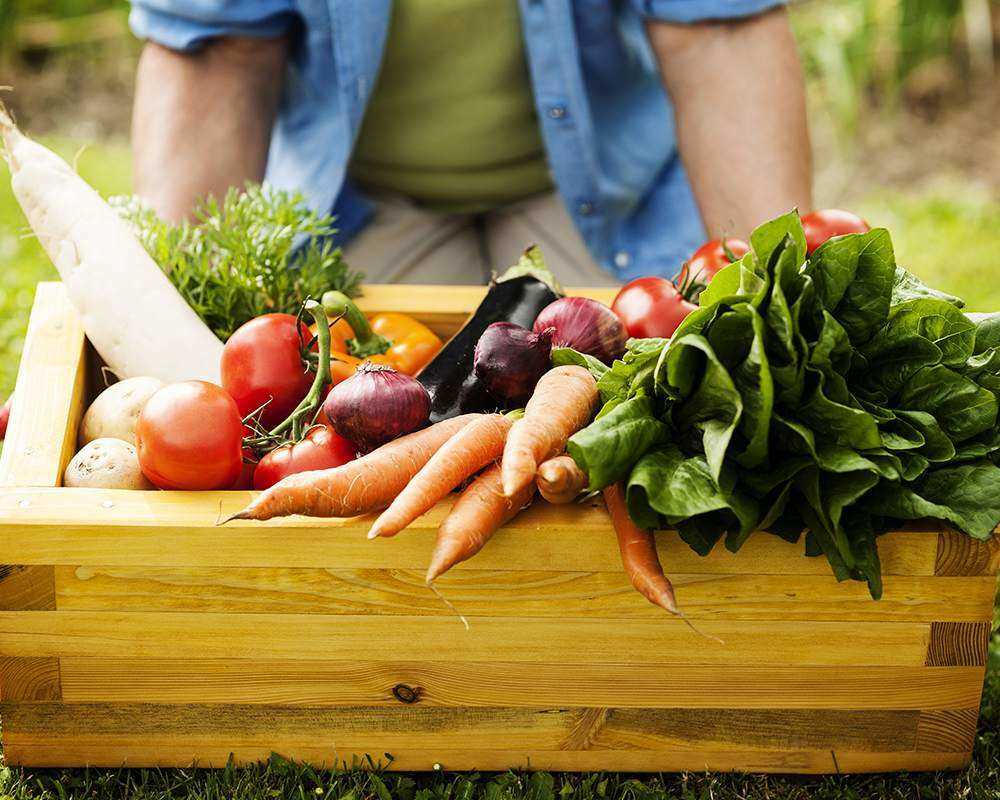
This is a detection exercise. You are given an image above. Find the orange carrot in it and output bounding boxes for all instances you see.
[500,365,598,497]
[536,454,588,504]
[368,413,514,539]
[228,414,480,522]
[426,462,535,583]
[603,482,679,615]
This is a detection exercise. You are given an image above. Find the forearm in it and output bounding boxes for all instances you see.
[648,8,812,238]
[132,38,287,222]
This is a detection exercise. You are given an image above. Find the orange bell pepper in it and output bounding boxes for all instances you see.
[321,291,443,378]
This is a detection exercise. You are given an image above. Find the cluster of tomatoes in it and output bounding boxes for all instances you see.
[611,209,868,339]
[135,299,444,493]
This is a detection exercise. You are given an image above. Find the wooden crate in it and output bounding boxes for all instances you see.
[0,282,997,773]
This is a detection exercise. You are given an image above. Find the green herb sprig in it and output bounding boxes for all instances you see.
[113,184,363,342]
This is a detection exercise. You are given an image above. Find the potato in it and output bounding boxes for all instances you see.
[80,376,163,446]
[64,438,154,490]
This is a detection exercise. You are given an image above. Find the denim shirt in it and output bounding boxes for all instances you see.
[130,0,781,280]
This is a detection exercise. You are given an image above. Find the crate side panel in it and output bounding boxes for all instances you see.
[0,565,55,610]
[0,740,973,773]
[0,283,86,488]
[0,610,932,666]
[52,565,998,622]
[935,531,1000,576]
[58,659,987,710]
[925,622,992,666]
[0,490,943,576]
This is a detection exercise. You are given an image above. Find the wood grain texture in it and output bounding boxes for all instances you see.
[0,565,55,610]
[0,488,943,575]
[52,565,998,622]
[57,659,987,710]
[935,530,1000,576]
[0,282,86,488]
[0,657,61,701]
[0,703,922,753]
[0,740,973,773]
[355,285,617,340]
[916,709,979,753]
[0,611,933,666]
[925,622,992,666]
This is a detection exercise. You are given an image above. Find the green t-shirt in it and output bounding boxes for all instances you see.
[349,0,553,213]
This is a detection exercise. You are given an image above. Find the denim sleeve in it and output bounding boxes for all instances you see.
[629,0,785,23]
[129,1,298,51]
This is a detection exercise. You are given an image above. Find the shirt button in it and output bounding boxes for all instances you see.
[614,251,631,269]
[578,200,595,216]
[547,105,567,120]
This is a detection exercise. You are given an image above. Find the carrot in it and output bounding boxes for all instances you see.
[228,414,480,522]
[368,413,514,539]
[500,365,598,497]
[536,454,588,504]
[426,463,535,583]
[603,482,722,643]
[603,482,679,615]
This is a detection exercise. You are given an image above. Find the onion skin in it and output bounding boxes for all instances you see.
[473,322,554,406]
[533,297,627,365]
[323,363,431,452]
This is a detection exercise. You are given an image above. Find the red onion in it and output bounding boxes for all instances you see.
[474,322,554,406]
[533,297,627,365]
[323,363,430,451]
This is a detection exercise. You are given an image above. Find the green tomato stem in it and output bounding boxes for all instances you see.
[321,290,392,359]
[269,299,334,442]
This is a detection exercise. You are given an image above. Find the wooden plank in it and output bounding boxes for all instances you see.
[916,709,979,753]
[935,530,1000,576]
[0,703,922,753]
[0,610,932,666]
[52,565,999,622]
[0,657,61,701]
[0,565,55,610]
[0,740,973,773]
[925,621,992,666]
[57,659,988,710]
[355,285,617,340]
[0,282,86,488]
[0,489,943,576]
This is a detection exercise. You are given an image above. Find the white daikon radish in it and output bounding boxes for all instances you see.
[0,103,223,383]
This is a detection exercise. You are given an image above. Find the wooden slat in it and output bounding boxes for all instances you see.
[0,610,932,666]
[355,285,617,340]
[0,740,973,773]
[0,282,86,488]
[0,703,922,754]
[0,657,61,701]
[57,659,987,710]
[0,565,55,610]
[0,489,943,575]
[52,565,998,622]
[925,621,992,666]
[935,530,1000,576]
[916,709,979,753]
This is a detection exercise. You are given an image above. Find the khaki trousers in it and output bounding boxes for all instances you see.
[343,192,621,287]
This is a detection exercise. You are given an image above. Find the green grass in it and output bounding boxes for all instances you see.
[1,141,998,799]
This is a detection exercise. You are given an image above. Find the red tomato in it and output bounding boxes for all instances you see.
[136,381,244,490]
[0,396,10,441]
[611,277,697,339]
[801,209,870,254]
[252,425,356,490]
[683,238,750,285]
[222,314,314,428]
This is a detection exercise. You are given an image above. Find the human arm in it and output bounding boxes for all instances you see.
[131,35,288,222]
[646,7,812,238]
